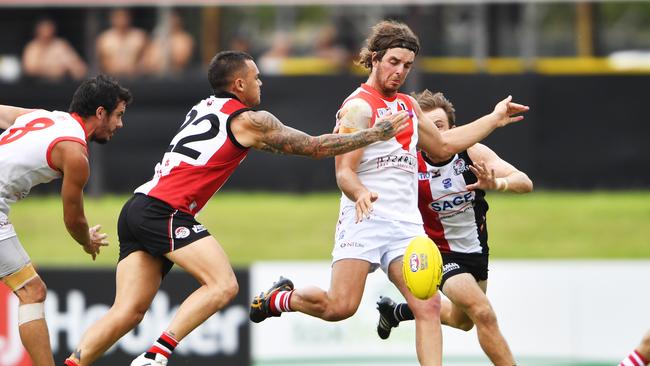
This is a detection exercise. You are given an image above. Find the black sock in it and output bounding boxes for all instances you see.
[394,303,415,322]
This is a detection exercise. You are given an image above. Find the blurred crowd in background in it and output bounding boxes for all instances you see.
[1,2,650,82]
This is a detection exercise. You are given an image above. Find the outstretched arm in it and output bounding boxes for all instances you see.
[465,143,533,193]
[417,95,529,161]
[230,108,407,159]
[0,105,34,130]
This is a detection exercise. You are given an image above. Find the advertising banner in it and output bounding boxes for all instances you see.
[0,286,31,366]
[1,269,250,366]
[251,261,650,366]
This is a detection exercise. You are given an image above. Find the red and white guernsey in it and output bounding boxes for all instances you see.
[135,95,250,216]
[338,84,421,224]
[417,151,489,254]
[0,110,87,239]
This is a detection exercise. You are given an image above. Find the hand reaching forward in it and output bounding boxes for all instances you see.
[466,161,498,191]
[492,95,529,127]
[83,224,109,261]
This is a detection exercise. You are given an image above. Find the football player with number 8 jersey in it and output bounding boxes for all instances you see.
[63,51,409,366]
[0,74,132,366]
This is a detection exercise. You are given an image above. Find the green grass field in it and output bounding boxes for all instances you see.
[8,191,650,268]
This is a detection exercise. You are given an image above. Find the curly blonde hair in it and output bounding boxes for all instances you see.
[357,20,420,70]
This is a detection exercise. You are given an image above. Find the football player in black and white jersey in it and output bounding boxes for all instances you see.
[63,51,409,366]
[375,90,532,366]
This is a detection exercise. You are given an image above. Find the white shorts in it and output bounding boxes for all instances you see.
[332,207,425,273]
[0,235,31,278]
[0,210,16,241]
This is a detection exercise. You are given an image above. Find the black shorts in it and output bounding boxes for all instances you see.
[440,251,489,289]
[118,194,211,275]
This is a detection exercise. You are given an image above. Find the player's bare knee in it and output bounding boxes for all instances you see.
[323,301,357,321]
[410,296,441,321]
[222,280,239,303]
[16,277,47,304]
[124,308,147,327]
[111,302,149,328]
[470,304,497,327]
[114,311,145,329]
[207,278,239,305]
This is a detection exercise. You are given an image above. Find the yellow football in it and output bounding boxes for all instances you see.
[402,236,443,300]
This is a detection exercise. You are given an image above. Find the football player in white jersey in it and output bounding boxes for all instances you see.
[63,51,408,366]
[620,329,650,366]
[0,74,132,366]
[250,21,529,366]
[375,90,532,366]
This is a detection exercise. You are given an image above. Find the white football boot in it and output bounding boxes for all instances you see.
[130,352,168,366]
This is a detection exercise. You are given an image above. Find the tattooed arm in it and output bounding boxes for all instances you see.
[230,109,408,159]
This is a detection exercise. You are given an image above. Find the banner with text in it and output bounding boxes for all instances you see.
[250,261,650,366]
[0,269,250,366]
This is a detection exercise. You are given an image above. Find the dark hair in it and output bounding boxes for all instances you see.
[68,74,133,117]
[208,51,254,94]
[357,20,420,70]
[412,89,456,127]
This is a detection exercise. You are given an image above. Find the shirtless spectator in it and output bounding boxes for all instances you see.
[258,31,292,75]
[313,24,350,70]
[96,8,147,77]
[140,10,195,75]
[22,19,87,81]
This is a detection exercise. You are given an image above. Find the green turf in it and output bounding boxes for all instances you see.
[8,191,650,268]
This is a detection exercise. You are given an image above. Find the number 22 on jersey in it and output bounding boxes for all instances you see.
[165,109,221,162]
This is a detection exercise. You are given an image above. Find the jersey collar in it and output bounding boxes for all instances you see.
[70,112,89,141]
[422,151,456,167]
[360,83,398,103]
[215,91,242,103]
